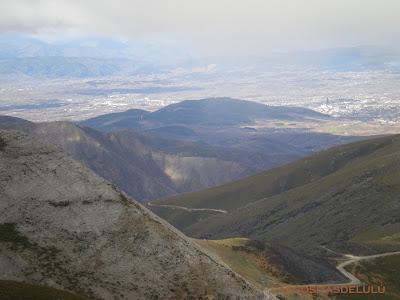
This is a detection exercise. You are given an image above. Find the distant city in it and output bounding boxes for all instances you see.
[1,66,400,126]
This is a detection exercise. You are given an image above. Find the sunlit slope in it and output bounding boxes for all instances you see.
[339,254,400,300]
[195,237,346,285]
[195,238,294,289]
[153,134,400,255]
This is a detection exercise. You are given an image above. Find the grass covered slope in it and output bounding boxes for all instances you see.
[0,130,272,299]
[340,254,400,300]
[195,238,294,289]
[153,134,400,256]
[0,280,89,300]
[152,135,394,226]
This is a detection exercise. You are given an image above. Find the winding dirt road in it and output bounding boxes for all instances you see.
[147,202,228,214]
[269,248,400,297]
[336,250,400,284]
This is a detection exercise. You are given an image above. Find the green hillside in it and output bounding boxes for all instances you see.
[340,254,400,300]
[151,134,400,256]
[0,280,89,300]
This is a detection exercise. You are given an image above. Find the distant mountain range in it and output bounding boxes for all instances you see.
[0,129,272,299]
[1,98,361,203]
[81,97,330,130]
[81,98,359,168]
[1,33,399,78]
[0,56,147,78]
[0,33,198,77]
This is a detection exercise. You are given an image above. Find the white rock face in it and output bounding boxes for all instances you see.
[0,130,274,299]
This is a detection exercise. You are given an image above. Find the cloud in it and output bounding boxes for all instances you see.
[1,0,400,52]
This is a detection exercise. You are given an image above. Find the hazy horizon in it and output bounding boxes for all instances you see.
[1,0,400,56]
[1,1,400,127]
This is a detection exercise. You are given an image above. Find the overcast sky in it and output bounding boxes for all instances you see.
[1,0,400,53]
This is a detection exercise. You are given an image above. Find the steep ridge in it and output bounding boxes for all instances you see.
[0,116,253,202]
[0,130,273,299]
[152,135,400,256]
[0,118,176,201]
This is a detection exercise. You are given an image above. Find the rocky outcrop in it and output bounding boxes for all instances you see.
[0,130,273,299]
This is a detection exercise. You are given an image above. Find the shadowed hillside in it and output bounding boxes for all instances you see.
[80,98,330,131]
[1,114,361,202]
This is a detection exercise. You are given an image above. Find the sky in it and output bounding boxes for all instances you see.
[1,0,400,55]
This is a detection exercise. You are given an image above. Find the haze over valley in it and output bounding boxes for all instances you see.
[1,1,400,299]
[2,33,400,137]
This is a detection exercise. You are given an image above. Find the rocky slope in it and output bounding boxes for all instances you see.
[0,116,252,202]
[0,130,273,299]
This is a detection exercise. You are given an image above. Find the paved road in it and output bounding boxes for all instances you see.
[147,202,228,214]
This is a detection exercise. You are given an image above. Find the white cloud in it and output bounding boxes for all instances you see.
[1,0,400,52]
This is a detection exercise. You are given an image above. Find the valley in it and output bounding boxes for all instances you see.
[1,3,400,299]
[1,98,399,299]
[0,98,399,299]
[0,98,363,202]
[150,133,400,291]
[0,99,400,299]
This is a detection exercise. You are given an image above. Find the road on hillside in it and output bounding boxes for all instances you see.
[336,250,400,284]
[269,248,400,297]
[147,202,228,213]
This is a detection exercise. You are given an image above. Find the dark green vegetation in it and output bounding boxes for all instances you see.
[155,134,394,211]
[339,255,400,300]
[0,136,6,150]
[0,223,33,250]
[152,134,400,281]
[0,280,89,300]
[0,222,93,296]
[150,206,222,229]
